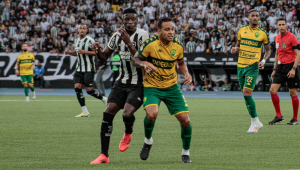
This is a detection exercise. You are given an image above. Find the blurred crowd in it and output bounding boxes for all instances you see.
[1,0,300,54]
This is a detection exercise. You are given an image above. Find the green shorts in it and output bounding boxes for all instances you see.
[21,75,34,85]
[143,84,189,116]
[237,63,259,90]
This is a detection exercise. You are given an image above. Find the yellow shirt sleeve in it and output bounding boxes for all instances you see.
[17,55,21,63]
[237,28,242,41]
[138,41,153,59]
[263,32,270,45]
[177,45,184,61]
[31,53,35,62]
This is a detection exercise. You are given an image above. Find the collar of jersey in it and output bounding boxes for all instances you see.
[248,25,259,31]
[158,36,173,48]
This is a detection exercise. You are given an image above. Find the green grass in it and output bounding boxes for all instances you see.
[0,95,300,170]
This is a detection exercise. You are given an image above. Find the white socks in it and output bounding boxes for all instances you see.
[82,106,89,113]
[182,149,190,156]
[251,117,259,124]
[144,137,153,145]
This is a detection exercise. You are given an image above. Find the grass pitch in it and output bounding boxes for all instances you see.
[0,95,300,170]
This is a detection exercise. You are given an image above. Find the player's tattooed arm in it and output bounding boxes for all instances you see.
[90,42,113,61]
[230,41,240,54]
[177,59,192,85]
[131,52,157,74]
[259,44,271,70]
[15,62,20,75]
[117,28,138,56]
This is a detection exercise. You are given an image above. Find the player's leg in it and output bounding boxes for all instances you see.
[91,82,125,164]
[163,84,192,163]
[119,84,143,152]
[269,83,283,124]
[74,72,89,117]
[140,87,161,160]
[84,72,107,105]
[287,73,300,125]
[240,64,262,133]
[21,76,29,101]
[28,75,35,100]
[95,70,102,94]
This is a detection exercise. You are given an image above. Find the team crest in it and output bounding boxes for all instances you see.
[170,49,176,57]
[255,32,260,38]
[282,43,286,49]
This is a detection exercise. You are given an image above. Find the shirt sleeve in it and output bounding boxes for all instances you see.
[107,33,118,50]
[263,32,270,45]
[17,55,20,63]
[177,45,184,61]
[138,39,152,59]
[31,54,35,63]
[237,28,242,41]
[291,35,300,49]
[88,38,95,51]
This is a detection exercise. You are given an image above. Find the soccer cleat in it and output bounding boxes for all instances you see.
[247,122,263,133]
[182,155,192,163]
[287,118,298,125]
[140,143,152,160]
[102,97,107,106]
[90,154,109,164]
[119,133,132,152]
[75,112,90,117]
[32,91,36,100]
[26,96,29,102]
[268,116,284,125]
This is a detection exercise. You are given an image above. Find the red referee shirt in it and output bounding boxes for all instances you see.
[275,31,300,64]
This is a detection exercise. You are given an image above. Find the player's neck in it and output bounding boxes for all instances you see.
[280,30,287,36]
[80,35,86,39]
[126,28,137,36]
[159,35,171,46]
[249,24,258,29]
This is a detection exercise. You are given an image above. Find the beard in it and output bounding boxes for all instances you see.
[23,50,28,52]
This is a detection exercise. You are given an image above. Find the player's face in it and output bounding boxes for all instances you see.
[123,14,138,33]
[158,21,175,43]
[78,25,88,36]
[22,44,28,51]
[248,12,260,25]
[277,21,287,33]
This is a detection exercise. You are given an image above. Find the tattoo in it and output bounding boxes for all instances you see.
[263,44,271,61]
[131,52,145,67]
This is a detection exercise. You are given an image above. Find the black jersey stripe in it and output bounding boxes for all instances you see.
[81,38,89,72]
[125,60,132,84]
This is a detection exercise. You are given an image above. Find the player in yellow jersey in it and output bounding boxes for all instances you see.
[15,43,36,102]
[231,9,271,133]
[118,17,193,163]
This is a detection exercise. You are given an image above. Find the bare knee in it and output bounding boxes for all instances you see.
[269,87,278,94]
[289,89,297,97]
[123,109,134,118]
[243,88,252,96]
[146,111,158,122]
[180,119,190,128]
[23,83,28,87]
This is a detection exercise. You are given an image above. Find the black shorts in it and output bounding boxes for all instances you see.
[108,81,144,109]
[73,72,95,87]
[272,62,300,89]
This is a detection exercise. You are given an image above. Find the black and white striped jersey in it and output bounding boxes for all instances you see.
[107,28,150,85]
[74,35,96,72]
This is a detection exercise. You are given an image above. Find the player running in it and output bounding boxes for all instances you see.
[231,9,271,133]
[128,17,193,163]
[269,18,300,125]
[90,8,150,164]
[15,43,36,102]
[65,24,107,118]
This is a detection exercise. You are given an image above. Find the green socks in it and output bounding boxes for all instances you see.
[144,116,155,139]
[30,86,35,92]
[244,95,257,118]
[24,87,29,96]
[181,124,192,150]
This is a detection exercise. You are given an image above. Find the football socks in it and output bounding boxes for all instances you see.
[101,112,115,157]
[75,88,85,107]
[244,95,257,118]
[123,115,135,134]
[144,116,155,139]
[181,124,192,150]
[87,89,103,100]
[291,95,299,121]
[24,86,29,97]
[271,93,282,118]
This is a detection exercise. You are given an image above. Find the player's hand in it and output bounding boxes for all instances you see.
[271,70,276,79]
[117,28,132,46]
[78,49,85,54]
[142,61,157,74]
[65,49,70,55]
[90,42,104,53]
[15,70,19,76]
[183,73,192,85]
[230,47,239,54]
[287,69,296,78]
[258,62,265,70]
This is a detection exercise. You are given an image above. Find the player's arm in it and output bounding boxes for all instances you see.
[231,28,241,54]
[288,36,300,78]
[177,59,192,85]
[77,49,96,56]
[259,44,271,70]
[64,49,78,56]
[15,61,20,76]
[31,54,35,70]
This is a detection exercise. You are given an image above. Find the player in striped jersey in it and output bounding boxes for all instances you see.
[231,9,271,133]
[90,8,150,164]
[65,24,107,118]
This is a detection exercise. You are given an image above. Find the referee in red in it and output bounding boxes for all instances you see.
[269,18,300,125]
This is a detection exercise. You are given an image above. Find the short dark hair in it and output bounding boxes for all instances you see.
[276,18,287,24]
[158,17,173,29]
[123,8,137,14]
[248,9,259,16]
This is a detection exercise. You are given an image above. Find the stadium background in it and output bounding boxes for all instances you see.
[0,0,299,91]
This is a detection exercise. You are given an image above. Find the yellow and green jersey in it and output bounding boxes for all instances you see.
[138,35,184,89]
[237,25,269,68]
[17,52,35,75]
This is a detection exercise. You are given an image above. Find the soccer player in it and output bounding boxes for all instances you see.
[65,24,107,118]
[268,18,300,125]
[231,9,271,133]
[90,9,150,164]
[129,17,193,163]
[15,43,36,102]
